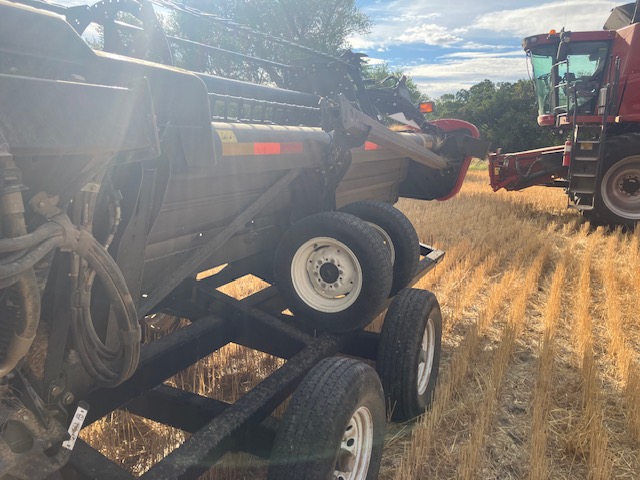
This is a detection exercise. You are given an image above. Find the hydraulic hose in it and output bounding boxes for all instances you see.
[0,236,64,280]
[68,229,140,385]
[0,222,62,253]
[0,137,140,385]
[0,139,41,378]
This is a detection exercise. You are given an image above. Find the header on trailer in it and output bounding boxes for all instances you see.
[0,1,489,478]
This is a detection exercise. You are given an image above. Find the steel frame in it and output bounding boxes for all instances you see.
[59,244,444,480]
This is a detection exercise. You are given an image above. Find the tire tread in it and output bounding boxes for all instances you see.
[377,288,442,422]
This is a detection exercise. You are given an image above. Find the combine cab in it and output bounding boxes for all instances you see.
[489,1,640,227]
[0,1,489,478]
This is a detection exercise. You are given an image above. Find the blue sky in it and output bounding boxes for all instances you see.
[351,0,628,97]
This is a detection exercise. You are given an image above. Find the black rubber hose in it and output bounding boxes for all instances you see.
[0,144,43,378]
[0,168,139,384]
[69,233,140,386]
[0,236,63,280]
[0,222,63,253]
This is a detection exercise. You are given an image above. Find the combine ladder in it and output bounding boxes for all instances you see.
[568,85,612,211]
[569,124,603,211]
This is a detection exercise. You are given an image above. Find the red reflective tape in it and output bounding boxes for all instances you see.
[254,143,281,155]
[364,141,379,150]
[252,142,304,155]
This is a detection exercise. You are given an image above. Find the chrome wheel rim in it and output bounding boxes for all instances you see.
[291,237,363,313]
[417,316,436,396]
[333,406,374,480]
[601,155,640,220]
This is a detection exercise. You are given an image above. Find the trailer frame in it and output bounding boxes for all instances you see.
[54,244,444,480]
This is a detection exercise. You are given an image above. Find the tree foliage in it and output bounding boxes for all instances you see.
[169,0,370,83]
[363,63,430,105]
[433,79,562,153]
[168,2,556,154]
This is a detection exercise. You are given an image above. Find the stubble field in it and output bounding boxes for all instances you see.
[84,168,640,479]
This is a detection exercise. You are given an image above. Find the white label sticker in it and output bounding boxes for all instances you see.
[62,404,89,451]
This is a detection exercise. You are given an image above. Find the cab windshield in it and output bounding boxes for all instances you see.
[529,41,610,117]
[529,44,556,116]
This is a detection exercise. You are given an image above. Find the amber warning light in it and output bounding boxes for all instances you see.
[419,102,435,114]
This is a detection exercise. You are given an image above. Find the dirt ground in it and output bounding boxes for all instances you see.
[381,170,640,479]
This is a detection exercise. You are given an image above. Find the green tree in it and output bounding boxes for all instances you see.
[434,79,562,153]
[363,63,430,104]
[169,0,370,83]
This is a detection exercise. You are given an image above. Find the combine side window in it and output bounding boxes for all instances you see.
[563,42,610,115]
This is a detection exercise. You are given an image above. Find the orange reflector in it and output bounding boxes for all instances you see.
[364,141,379,150]
[549,29,557,35]
[419,101,435,114]
[537,114,555,126]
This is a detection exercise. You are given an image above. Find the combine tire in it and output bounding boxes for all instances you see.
[593,133,640,227]
[377,289,442,422]
[268,357,385,480]
[274,211,392,333]
[340,200,419,295]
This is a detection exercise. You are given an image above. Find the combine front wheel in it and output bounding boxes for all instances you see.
[594,133,640,227]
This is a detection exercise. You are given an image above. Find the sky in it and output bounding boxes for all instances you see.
[350,0,629,97]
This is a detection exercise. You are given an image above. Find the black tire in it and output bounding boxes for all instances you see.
[274,211,392,333]
[268,357,386,480]
[377,288,442,422]
[340,200,420,295]
[591,133,640,228]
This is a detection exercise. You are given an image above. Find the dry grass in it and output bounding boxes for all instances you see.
[82,170,640,479]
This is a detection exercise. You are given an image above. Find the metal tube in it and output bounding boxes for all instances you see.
[0,137,40,377]
[336,95,448,169]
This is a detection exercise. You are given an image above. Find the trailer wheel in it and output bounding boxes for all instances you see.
[377,288,442,422]
[275,212,392,333]
[340,201,419,295]
[594,133,640,226]
[268,357,385,480]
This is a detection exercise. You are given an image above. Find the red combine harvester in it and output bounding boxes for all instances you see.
[489,1,640,227]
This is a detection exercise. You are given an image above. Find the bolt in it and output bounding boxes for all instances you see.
[50,384,63,397]
[62,392,75,406]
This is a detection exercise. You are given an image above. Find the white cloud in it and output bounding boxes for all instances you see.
[354,0,627,50]
[363,57,387,66]
[396,24,464,46]
[472,0,628,36]
[348,36,381,50]
[348,22,464,49]
[461,42,514,50]
[438,50,523,59]
[406,56,528,80]
[416,81,477,98]
[350,0,629,97]
[404,56,530,97]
